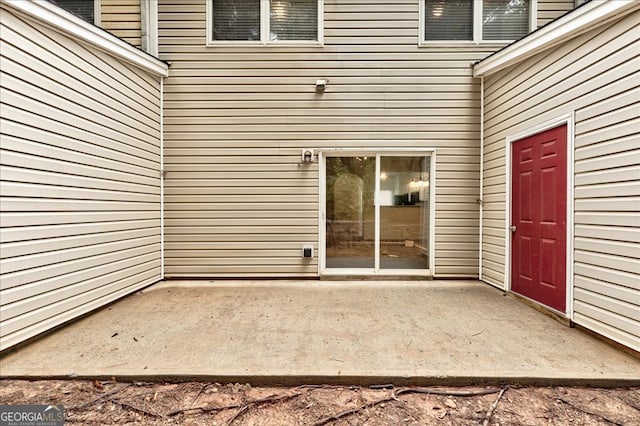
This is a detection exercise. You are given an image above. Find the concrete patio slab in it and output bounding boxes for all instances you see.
[1,280,639,386]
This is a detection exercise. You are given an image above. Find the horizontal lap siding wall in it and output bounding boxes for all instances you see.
[159,0,517,278]
[0,7,162,350]
[100,0,142,48]
[481,11,639,351]
[537,0,576,27]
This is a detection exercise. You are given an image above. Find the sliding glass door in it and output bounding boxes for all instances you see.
[323,153,433,275]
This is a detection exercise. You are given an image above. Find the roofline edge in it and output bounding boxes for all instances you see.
[2,0,169,77]
[473,0,640,78]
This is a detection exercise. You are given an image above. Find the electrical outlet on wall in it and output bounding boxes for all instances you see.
[302,246,314,258]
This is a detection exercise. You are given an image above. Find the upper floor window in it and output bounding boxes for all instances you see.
[207,0,323,45]
[421,0,532,43]
[51,0,98,25]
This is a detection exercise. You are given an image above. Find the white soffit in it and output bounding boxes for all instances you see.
[2,0,168,77]
[473,0,640,77]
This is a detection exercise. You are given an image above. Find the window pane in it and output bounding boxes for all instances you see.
[270,0,318,41]
[424,0,473,41]
[379,156,430,270]
[326,157,375,269]
[483,0,529,40]
[52,0,94,23]
[212,0,260,41]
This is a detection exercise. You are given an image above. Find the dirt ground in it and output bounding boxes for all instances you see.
[1,380,638,425]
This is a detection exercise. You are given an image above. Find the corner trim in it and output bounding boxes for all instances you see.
[94,0,101,26]
[473,0,640,77]
[141,0,158,56]
[160,78,165,279]
[3,0,168,77]
[478,76,484,280]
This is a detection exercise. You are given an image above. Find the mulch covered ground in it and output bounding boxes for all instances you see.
[1,380,638,425]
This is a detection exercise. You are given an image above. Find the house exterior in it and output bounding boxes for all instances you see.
[0,0,167,350]
[0,0,638,353]
[158,0,579,279]
[473,1,640,352]
[44,0,145,48]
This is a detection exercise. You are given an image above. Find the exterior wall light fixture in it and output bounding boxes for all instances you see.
[301,148,316,163]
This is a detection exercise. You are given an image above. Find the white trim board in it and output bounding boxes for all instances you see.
[141,0,159,56]
[479,76,484,280]
[93,0,101,26]
[3,0,168,77]
[159,77,165,279]
[504,113,575,317]
[473,0,640,77]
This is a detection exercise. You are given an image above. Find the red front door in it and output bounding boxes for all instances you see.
[511,125,567,312]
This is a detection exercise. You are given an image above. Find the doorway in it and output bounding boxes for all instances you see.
[510,124,567,312]
[321,152,434,275]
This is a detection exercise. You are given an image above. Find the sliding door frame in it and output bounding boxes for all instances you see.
[318,148,436,277]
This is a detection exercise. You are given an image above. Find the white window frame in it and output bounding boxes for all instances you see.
[419,0,537,46]
[206,0,324,47]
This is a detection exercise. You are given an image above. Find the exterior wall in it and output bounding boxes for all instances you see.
[537,0,575,27]
[0,6,163,350]
[159,0,574,278]
[481,11,639,351]
[161,0,482,278]
[100,0,142,48]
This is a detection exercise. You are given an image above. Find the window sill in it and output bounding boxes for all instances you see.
[418,40,514,47]
[206,40,324,48]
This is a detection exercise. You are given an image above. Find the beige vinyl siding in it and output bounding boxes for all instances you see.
[481,11,639,350]
[536,0,576,28]
[100,0,142,48]
[0,6,162,350]
[158,0,533,278]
